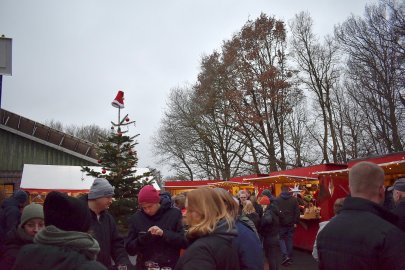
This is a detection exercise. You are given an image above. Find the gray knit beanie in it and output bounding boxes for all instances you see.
[20,203,44,228]
[88,178,115,199]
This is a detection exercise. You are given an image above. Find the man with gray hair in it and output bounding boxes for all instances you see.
[389,178,405,232]
[317,161,405,270]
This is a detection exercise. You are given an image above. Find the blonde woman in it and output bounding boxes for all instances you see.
[175,188,240,270]
[242,200,260,231]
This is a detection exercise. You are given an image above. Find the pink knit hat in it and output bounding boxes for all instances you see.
[138,185,160,204]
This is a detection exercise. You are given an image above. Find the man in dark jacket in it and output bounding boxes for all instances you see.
[390,178,405,232]
[317,162,405,270]
[275,185,300,266]
[0,190,28,246]
[125,185,187,270]
[85,178,132,270]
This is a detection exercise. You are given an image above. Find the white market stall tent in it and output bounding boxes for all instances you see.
[20,164,159,202]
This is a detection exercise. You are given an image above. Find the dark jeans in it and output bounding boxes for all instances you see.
[263,235,280,270]
[279,226,295,258]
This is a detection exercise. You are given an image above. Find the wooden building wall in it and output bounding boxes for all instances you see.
[0,128,95,170]
[0,128,96,193]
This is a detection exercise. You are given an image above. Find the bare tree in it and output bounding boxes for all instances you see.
[335,0,405,153]
[152,86,198,180]
[290,12,342,163]
[44,120,109,144]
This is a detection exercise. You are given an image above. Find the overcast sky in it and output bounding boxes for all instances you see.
[0,0,374,176]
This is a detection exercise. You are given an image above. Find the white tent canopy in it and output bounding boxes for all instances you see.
[20,164,160,193]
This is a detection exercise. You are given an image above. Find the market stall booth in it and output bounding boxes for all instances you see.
[164,174,268,196]
[163,180,222,195]
[20,164,157,203]
[244,164,347,251]
[211,174,269,196]
[314,152,405,221]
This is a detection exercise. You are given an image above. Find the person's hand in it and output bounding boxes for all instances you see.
[148,226,164,236]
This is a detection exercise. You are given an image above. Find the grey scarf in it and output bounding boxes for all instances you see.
[34,225,100,260]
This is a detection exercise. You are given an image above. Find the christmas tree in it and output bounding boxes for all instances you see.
[82,90,153,228]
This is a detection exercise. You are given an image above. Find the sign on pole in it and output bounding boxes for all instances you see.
[0,36,12,108]
[0,37,12,76]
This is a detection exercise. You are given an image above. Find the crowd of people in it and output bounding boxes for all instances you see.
[0,160,404,270]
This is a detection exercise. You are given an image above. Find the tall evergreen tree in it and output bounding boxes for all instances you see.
[82,91,153,228]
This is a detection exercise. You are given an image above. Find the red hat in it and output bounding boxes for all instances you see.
[259,196,270,205]
[112,90,125,108]
[138,185,160,204]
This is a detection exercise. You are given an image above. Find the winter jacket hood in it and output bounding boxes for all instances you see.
[13,226,106,270]
[34,225,100,259]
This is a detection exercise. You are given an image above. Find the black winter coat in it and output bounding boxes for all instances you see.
[125,198,187,270]
[0,198,22,244]
[175,220,240,270]
[392,199,405,232]
[275,192,300,227]
[260,204,280,238]
[0,228,33,270]
[81,195,131,269]
[12,243,106,270]
[317,196,405,270]
[252,201,263,217]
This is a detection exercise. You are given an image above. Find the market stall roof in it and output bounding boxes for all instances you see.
[243,164,346,184]
[229,174,269,182]
[20,164,159,193]
[163,180,222,189]
[313,159,405,180]
[208,181,252,187]
[244,174,318,184]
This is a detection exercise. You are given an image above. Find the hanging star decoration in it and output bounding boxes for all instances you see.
[289,184,302,195]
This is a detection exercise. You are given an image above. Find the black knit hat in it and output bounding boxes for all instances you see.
[13,190,28,204]
[44,191,91,232]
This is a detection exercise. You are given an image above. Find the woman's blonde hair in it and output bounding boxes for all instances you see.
[242,200,256,214]
[186,187,233,239]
